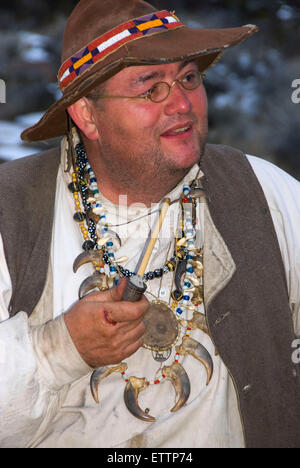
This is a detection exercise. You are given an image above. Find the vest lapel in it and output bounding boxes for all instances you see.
[203,201,236,308]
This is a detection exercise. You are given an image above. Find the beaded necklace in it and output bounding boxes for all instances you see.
[71,142,189,284]
[70,141,213,422]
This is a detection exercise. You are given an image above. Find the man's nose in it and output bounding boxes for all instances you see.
[164,82,192,115]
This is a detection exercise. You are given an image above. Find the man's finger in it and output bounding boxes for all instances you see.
[82,277,128,304]
[118,322,146,353]
[100,296,149,324]
[108,276,128,302]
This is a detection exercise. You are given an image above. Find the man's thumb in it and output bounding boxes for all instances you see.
[109,276,128,301]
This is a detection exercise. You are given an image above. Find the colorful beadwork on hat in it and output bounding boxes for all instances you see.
[58,10,184,90]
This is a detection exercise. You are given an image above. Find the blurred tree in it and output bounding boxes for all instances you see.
[0,0,78,28]
[1,0,299,29]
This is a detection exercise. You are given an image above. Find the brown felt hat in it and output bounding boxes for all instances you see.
[21,0,258,142]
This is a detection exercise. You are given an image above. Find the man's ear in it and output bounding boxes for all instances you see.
[67,98,99,140]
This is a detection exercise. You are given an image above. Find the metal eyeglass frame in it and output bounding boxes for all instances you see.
[94,70,206,104]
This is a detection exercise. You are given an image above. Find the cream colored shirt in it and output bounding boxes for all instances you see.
[0,141,299,448]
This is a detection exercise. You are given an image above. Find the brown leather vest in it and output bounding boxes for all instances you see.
[0,144,299,448]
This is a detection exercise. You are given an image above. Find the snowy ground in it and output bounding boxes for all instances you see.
[0,113,43,160]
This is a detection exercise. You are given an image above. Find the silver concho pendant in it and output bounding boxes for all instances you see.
[142,300,180,362]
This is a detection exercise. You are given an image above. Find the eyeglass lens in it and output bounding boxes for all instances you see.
[149,71,203,103]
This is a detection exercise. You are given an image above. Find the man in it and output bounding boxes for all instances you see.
[0,0,299,449]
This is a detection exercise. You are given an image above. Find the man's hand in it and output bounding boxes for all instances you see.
[64,278,148,368]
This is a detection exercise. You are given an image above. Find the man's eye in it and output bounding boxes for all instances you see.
[183,71,198,84]
[181,70,202,90]
[140,88,153,98]
[139,83,161,100]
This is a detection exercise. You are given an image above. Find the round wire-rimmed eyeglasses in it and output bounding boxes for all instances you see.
[95,70,206,104]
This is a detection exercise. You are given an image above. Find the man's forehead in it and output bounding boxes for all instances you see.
[107,60,196,88]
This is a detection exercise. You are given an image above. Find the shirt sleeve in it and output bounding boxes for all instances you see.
[0,235,92,448]
[247,155,300,336]
[0,235,12,322]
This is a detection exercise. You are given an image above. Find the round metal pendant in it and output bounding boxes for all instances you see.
[143,300,180,352]
[152,349,172,362]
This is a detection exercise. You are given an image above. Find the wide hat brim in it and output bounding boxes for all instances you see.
[21,23,258,142]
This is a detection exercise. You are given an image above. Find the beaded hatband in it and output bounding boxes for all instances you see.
[58,11,184,90]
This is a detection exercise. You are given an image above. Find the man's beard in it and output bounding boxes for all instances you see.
[92,130,207,204]
[101,134,205,184]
